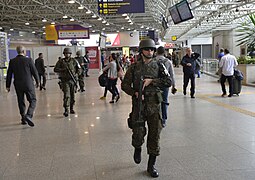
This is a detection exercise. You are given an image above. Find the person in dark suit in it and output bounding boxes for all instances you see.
[6,45,39,127]
[35,53,46,90]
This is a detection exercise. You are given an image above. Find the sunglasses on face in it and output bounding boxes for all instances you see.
[143,47,155,51]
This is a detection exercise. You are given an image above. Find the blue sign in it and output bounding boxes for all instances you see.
[98,0,145,15]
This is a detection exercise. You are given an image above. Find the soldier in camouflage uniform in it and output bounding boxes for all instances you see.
[121,39,172,178]
[54,48,81,117]
[75,51,85,92]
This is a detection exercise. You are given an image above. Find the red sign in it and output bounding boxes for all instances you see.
[164,43,174,48]
[85,47,99,69]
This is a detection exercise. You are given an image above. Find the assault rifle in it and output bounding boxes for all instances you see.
[62,59,78,92]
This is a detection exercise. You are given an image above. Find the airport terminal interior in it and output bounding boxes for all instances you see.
[1,0,255,179]
[1,69,255,180]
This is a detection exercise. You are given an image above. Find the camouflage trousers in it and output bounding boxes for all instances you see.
[131,98,163,156]
[62,80,76,108]
[78,74,85,90]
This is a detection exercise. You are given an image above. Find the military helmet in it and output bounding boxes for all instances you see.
[139,39,156,52]
[63,47,72,54]
[76,51,81,56]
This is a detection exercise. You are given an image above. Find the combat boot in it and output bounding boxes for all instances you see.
[63,108,69,117]
[70,105,75,114]
[147,154,159,178]
[133,147,142,164]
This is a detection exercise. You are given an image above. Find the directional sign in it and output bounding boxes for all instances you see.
[98,0,145,15]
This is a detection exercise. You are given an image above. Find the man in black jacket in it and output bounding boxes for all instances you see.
[35,53,46,90]
[6,45,39,127]
[181,47,200,98]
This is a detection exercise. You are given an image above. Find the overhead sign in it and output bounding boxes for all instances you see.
[172,36,177,41]
[45,25,89,40]
[98,0,145,15]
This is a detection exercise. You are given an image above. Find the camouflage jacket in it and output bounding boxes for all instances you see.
[54,57,81,81]
[121,59,172,97]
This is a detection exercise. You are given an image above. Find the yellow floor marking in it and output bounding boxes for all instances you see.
[198,95,255,118]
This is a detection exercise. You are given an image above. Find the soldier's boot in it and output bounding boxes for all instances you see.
[147,155,159,178]
[133,147,142,164]
[70,105,75,114]
[63,108,69,117]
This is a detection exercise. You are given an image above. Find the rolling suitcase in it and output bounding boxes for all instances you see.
[233,78,242,96]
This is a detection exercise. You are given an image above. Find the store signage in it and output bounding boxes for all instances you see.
[98,0,145,15]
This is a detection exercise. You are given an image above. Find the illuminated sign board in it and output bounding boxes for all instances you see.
[98,0,145,15]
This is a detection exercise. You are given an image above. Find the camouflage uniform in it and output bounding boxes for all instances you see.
[54,56,81,115]
[121,59,171,156]
[75,52,86,92]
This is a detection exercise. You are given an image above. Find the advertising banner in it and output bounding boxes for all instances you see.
[46,25,89,40]
[85,47,99,69]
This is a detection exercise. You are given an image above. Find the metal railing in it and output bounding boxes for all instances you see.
[201,59,219,77]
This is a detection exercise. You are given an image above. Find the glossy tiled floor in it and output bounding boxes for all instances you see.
[1,68,255,180]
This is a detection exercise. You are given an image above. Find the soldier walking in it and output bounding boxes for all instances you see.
[75,51,85,92]
[121,39,172,178]
[54,48,81,117]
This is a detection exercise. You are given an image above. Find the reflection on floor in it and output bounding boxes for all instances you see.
[1,68,255,180]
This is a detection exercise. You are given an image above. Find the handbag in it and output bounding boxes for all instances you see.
[117,67,124,78]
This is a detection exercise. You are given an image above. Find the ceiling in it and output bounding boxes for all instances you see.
[0,0,255,42]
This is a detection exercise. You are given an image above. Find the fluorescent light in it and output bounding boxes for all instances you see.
[92,14,97,18]
[63,15,68,19]
[78,6,84,9]
[8,34,11,36]
[51,22,55,25]
[146,27,149,30]
[128,19,132,23]
[102,20,106,23]
[32,31,36,33]
[127,28,131,30]
[25,22,30,25]
[88,25,92,28]
[10,28,14,31]
[102,28,105,30]
[117,30,119,32]
[141,26,144,28]
[68,0,75,3]
[43,32,46,34]
[134,29,137,32]
[42,26,46,29]
[121,27,124,29]
[97,17,102,21]
[86,10,91,14]
[20,34,23,36]
[106,23,110,26]
[42,19,47,22]
[122,13,127,16]
[92,30,95,32]
[129,22,133,25]
[70,18,75,21]
[125,16,129,20]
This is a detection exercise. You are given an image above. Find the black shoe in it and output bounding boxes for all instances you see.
[115,95,120,102]
[63,110,68,117]
[228,94,232,97]
[86,75,90,77]
[109,100,114,104]
[191,96,195,98]
[183,90,186,95]
[80,89,85,92]
[24,116,34,127]
[21,119,27,125]
[43,87,46,90]
[147,155,159,178]
[134,148,142,164]
[40,86,42,91]
[70,109,75,114]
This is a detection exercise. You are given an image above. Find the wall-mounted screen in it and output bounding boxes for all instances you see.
[168,0,193,24]
[176,0,194,22]
[169,5,182,24]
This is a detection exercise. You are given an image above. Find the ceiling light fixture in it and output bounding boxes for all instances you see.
[121,27,124,29]
[106,23,110,26]
[102,28,105,30]
[117,30,119,32]
[42,18,47,22]
[88,25,92,28]
[43,32,46,34]
[122,13,127,16]
[70,18,75,21]
[78,6,84,10]
[146,27,150,30]
[86,10,92,14]
[68,0,75,3]
[129,22,133,25]
[97,17,102,20]
[92,14,97,18]
[127,28,131,30]
[42,26,46,29]
[51,22,55,25]
[32,31,36,33]
[125,16,129,20]
[10,28,14,31]
[92,30,95,32]
[141,25,144,28]
[102,20,107,23]
[25,22,30,25]
[63,15,68,19]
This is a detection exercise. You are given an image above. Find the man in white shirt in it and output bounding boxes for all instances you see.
[219,49,238,97]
